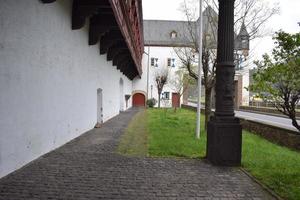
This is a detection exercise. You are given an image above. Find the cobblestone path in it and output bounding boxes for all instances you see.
[0,108,275,200]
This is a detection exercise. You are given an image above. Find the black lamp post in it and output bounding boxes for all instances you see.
[207,0,242,166]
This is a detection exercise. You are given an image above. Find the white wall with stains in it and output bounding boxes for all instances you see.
[0,0,133,178]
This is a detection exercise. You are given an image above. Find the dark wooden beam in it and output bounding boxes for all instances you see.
[123,61,133,74]
[107,42,128,61]
[89,14,117,45]
[115,56,138,80]
[72,0,111,30]
[112,51,130,67]
[123,64,132,76]
[100,30,123,55]
[41,0,56,3]
[116,54,131,69]
[124,63,138,80]
[118,60,130,75]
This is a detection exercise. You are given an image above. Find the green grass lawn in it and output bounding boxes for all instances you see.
[242,132,300,200]
[118,108,300,200]
[147,108,206,158]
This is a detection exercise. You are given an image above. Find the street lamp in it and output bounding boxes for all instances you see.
[207,0,242,166]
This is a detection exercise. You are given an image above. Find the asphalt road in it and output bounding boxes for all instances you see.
[235,110,299,131]
[187,102,299,132]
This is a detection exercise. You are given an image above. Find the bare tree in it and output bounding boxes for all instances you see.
[154,68,169,108]
[175,0,279,129]
[169,69,195,112]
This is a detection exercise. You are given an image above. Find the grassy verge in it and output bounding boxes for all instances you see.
[118,108,300,200]
[117,110,148,156]
[147,108,206,158]
[242,132,300,200]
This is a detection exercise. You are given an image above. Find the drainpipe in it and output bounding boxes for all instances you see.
[144,47,150,100]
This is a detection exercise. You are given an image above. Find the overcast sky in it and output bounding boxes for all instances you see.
[142,0,300,66]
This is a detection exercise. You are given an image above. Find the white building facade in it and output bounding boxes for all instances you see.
[133,46,182,107]
[0,0,143,178]
[134,7,250,108]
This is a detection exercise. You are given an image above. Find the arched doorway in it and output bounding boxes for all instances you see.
[132,93,146,107]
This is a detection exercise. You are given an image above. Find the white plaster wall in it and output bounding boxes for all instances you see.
[133,46,182,107]
[0,0,132,178]
[242,71,250,106]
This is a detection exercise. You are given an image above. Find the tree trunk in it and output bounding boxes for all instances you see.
[158,92,161,108]
[205,87,212,130]
[276,103,300,133]
[291,116,300,133]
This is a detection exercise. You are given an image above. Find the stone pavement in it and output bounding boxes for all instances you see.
[0,108,275,200]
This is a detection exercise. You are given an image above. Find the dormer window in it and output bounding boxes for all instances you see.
[170,31,177,39]
[240,36,249,49]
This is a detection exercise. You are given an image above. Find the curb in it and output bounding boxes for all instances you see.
[238,109,300,120]
[239,168,284,200]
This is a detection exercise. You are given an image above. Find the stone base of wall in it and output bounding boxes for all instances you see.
[181,104,300,151]
[240,119,300,151]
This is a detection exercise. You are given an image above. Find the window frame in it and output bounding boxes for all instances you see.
[167,58,171,67]
[150,57,155,66]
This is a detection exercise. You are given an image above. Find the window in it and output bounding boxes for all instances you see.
[167,58,175,67]
[241,36,248,49]
[162,92,170,100]
[167,58,171,67]
[151,58,155,66]
[171,58,175,67]
[170,31,177,39]
[151,57,158,67]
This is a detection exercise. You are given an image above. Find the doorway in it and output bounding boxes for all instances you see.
[132,93,146,107]
[172,93,180,108]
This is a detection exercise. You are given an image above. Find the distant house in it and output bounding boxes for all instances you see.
[0,0,143,178]
[133,6,250,108]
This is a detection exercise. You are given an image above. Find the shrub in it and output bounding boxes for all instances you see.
[147,98,157,108]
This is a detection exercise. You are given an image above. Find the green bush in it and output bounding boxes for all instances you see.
[146,98,157,108]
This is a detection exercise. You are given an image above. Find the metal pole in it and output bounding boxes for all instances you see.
[196,0,203,139]
[146,46,150,99]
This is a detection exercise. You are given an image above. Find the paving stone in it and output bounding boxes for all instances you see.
[0,108,276,200]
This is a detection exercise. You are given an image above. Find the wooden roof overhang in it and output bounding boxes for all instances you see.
[41,0,144,80]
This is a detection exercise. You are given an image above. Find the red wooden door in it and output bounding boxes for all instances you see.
[172,93,180,108]
[132,93,145,107]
